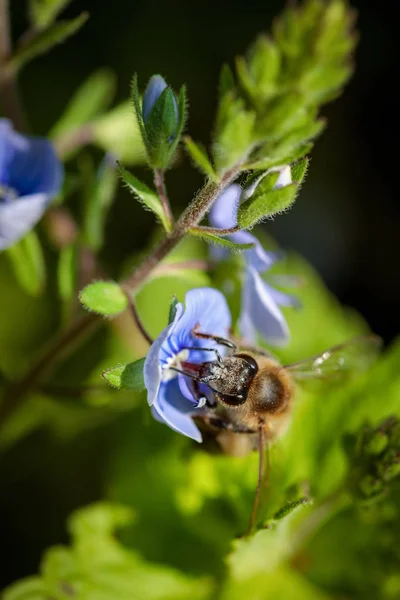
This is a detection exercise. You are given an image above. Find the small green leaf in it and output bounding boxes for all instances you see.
[119,166,169,231]
[57,243,76,301]
[93,101,145,164]
[272,497,310,521]
[291,157,309,185]
[184,137,217,180]
[102,358,146,391]
[189,228,255,252]
[167,85,187,165]
[79,281,128,316]
[236,36,281,107]
[238,183,298,229]
[168,295,179,324]
[30,0,74,29]
[131,74,151,158]
[11,13,89,72]
[50,69,116,139]
[6,231,46,296]
[145,87,180,169]
[213,93,256,172]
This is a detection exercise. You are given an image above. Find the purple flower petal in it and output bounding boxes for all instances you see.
[165,287,231,362]
[144,303,184,406]
[209,183,278,272]
[0,193,49,251]
[142,75,168,122]
[152,379,202,442]
[0,119,63,197]
[239,266,290,346]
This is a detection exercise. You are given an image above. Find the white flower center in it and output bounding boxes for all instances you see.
[162,348,190,381]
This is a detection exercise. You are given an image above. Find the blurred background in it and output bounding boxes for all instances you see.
[1,0,398,590]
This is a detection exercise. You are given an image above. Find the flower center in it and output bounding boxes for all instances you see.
[162,349,190,381]
[0,184,18,204]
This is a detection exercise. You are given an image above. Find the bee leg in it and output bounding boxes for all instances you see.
[247,425,269,536]
[191,327,237,351]
[183,346,223,365]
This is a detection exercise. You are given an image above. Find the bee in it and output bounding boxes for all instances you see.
[173,330,381,531]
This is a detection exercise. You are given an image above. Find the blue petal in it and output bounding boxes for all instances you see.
[0,193,49,251]
[164,287,231,363]
[178,374,213,406]
[152,379,202,442]
[144,303,184,406]
[209,183,278,273]
[239,266,290,346]
[0,119,63,197]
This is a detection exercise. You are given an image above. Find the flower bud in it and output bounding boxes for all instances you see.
[241,165,292,202]
[142,75,179,137]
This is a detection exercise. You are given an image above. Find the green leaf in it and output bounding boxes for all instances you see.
[79,281,128,316]
[189,228,255,252]
[6,231,46,296]
[291,157,309,184]
[10,13,89,72]
[102,358,146,391]
[29,0,74,29]
[238,182,298,229]
[93,101,145,164]
[3,503,211,600]
[131,73,151,158]
[213,92,255,172]
[50,69,116,139]
[83,156,119,251]
[168,296,179,324]
[57,243,76,302]
[184,136,217,181]
[119,166,170,231]
[236,35,281,107]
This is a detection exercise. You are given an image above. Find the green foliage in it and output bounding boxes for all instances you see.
[237,161,308,228]
[2,503,212,600]
[189,228,255,251]
[119,166,170,232]
[29,0,74,29]
[50,69,116,139]
[102,358,146,391]
[79,281,128,316]
[168,296,179,324]
[212,0,356,173]
[6,231,46,296]
[183,137,217,181]
[10,13,89,73]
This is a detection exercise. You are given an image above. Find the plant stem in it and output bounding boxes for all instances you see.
[0,164,242,427]
[190,225,241,236]
[0,0,27,131]
[154,169,173,231]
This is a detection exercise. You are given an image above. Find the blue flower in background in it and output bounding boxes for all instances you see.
[0,119,63,251]
[144,287,231,442]
[142,74,179,135]
[209,171,299,346]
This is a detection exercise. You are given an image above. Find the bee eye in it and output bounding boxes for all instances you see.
[235,353,259,374]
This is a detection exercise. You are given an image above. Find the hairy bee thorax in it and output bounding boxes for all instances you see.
[217,355,294,436]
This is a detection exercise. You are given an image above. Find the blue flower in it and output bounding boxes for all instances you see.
[142,74,178,135]
[0,119,63,251]
[209,169,299,346]
[144,287,231,442]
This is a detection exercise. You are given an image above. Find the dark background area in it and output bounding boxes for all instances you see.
[1,0,398,590]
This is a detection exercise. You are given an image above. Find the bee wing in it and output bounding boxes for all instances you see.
[284,334,382,381]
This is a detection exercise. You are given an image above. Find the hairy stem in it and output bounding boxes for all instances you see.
[0,163,242,427]
[190,225,241,236]
[0,0,27,131]
[154,169,173,231]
